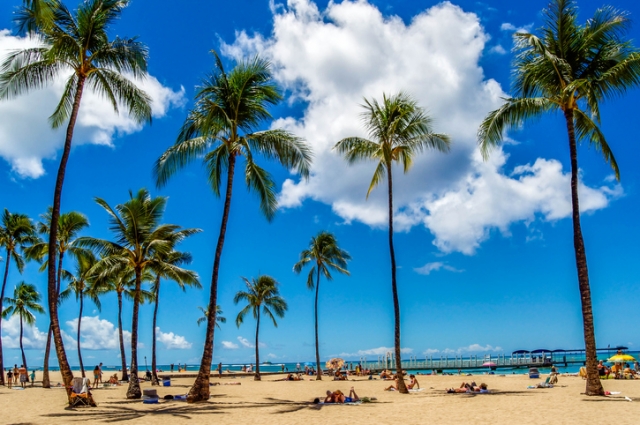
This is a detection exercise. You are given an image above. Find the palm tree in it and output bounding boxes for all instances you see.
[149,251,200,385]
[334,92,450,393]
[24,209,89,388]
[77,188,200,399]
[59,250,105,378]
[154,51,312,402]
[234,275,287,381]
[0,210,37,385]
[0,0,152,393]
[477,0,640,396]
[2,282,44,371]
[293,231,351,380]
[196,305,226,328]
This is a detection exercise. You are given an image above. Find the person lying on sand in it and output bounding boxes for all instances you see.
[321,387,360,403]
[276,373,304,381]
[446,382,489,393]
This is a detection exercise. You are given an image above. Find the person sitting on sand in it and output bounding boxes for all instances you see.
[597,360,610,378]
[379,370,392,380]
[323,387,360,403]
[334,370,347,381]
[611,362,623,379]
[384,375,402,391]
[109,374,119,385]
[407,374,420,390]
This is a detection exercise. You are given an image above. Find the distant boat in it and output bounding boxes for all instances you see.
[261,361,273,365]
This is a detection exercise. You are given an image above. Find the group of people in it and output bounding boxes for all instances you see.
[446,381,489,393]
[384,373,420,391]
[597,360,639,379]
[317,387,361,404]
[4,364,34,388]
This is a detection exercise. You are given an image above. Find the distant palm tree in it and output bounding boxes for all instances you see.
[293,231,351,380]
[59,250,105,378]
[0,210,37,385]
[149,251,200,385]
[334,92,450,393]
[24,209,89,388]
[0,0,152,392]
[477,0,640,396]
[78,188,200,398]
[2,282,44,371]
[154,51,311,402]
[196,305,226,329]
[234,275,287,381]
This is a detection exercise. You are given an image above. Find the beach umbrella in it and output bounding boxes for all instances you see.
[325,358,345,369]
[482,362,497,367]
[607,354,636,363]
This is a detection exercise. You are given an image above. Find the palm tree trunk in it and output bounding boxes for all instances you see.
[47,76,86,397]
[43,249,65,388]
[19,315,27,370]
[255,311,261,381]
[151,277,160,386]
[564,109,604,396]
[77,294,85,378]
[126,268,143,399]
[314,266,322,380]
[117,291,128,382]
[0,249,10,386]
[188,154,237,403]
[387,166,407,394]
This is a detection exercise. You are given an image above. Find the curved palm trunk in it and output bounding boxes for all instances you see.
[117,291,129,382]
[564,109,604,396]
[254,311,261,381]
[387,167,408,394]
[314,266,322,380]
[151,277,160,386]
[77,294,85,378]
[19,315,27,370]
[0,249,10,386]
[47,76,86,397]
[43,250,64,388]
[126,268,143,399]
[188,154,237,402]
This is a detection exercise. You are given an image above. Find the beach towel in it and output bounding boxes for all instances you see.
[319,401,363,406]
[409,388,424,392]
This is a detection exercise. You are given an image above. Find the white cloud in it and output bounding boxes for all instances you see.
[221,341,240,349]
[414,261,463,275]
[238,336,254,348]
[423,344,503,355]
[155,327,192,350]
[221,0,619,255]
[339,346,413,358]
[500,22,532,33]
[267,353,278,359]
[489,44,507,54]
[1,315,47,349]
[65,316,132,350]
[0,29,186,179]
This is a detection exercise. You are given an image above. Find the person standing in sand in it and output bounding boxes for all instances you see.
[218,362,223,377]
[18,365,28,388]
[6,369,13,388]
[13,364,18,384]
[98,363,103,384]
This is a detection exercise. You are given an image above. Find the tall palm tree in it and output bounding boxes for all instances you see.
[293,231,351,380]
[59,250,105,378]
[77,188,200,399]
[0,210,37,385]
[154,51,312,402]
[334,92,450,393]
[2,282,44,371]
[196,305,226,328]
[24,209,89,388]
[0,0,152,393]
[234,275,287,381]
[478,0,640,396]
[149,251,200,385]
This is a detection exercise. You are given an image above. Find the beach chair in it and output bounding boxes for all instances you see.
[69,377,97,408]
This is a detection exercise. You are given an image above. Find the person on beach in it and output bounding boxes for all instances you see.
[92,365,101,387]
[218,362,223,377]
[322,387,360,403]
[6,369,13,388]
[18,365,28,388]
[13,365,19,384]
[597,360,610,379]
[407,374,420,390]
[30,370,35,387]
[334,370,347,380]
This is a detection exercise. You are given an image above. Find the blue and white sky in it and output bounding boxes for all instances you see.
[1,0,639,369]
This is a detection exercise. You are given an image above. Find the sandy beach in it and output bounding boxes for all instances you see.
[1,371,638,424]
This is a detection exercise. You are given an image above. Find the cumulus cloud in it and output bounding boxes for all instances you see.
[221,341,240,349]
[489,44,507,54]
[339,346,413,358]
[237,336,266,348]
[65,316,132,350]
[0,29,186,179]
[1,315,47,349]
[155,327,192,350]
[423,344,503,355]
[500,22,532,33]
[220,0,619,255]
[414,262,463,275]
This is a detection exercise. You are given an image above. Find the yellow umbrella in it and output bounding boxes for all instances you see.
[325,358,345,369]
[607,354,636,363]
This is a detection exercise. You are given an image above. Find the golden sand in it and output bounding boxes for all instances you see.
[1,371,638,424]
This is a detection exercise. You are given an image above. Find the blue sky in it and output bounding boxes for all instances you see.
[1,0,639,369]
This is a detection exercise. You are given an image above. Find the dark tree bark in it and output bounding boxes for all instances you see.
[564,109,604,396]
[77,293,85,378]
[126,267,143,399]
[314,266,322,380]
[254,311,261,381]
[387,165,408,394]
[117,291,128,382]
[19,315,27,370]
[47,76,86,398]
[187,154,236,403]
[42,248,65,388]
[0,249,10,386]
[151,277,160,386]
